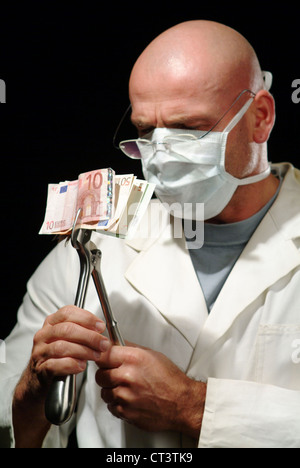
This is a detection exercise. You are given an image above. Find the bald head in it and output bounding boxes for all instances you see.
[129,20,264,108]
[127,20,277,223]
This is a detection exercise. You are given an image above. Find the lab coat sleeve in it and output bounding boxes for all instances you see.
[199,378,300,448]
[0,240,79,448]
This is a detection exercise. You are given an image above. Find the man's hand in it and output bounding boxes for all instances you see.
[13,306,108,447]
[29,306,108,385]
[95,343,207,440]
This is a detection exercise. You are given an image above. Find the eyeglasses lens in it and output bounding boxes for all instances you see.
[120,141,142,159]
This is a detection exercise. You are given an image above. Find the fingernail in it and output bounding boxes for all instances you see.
[78,360,87,370]
[99,339,111,352]
[95,321,105,332]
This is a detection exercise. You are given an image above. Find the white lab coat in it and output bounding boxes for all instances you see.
[0,162,300,448]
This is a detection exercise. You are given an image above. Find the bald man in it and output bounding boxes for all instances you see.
[1,21,300,448]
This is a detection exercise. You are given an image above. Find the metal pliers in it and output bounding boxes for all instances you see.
[45,210,124,426]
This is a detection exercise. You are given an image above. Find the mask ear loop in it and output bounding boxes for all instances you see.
[221,95,271,184]
[223,97,255,133]
[223,71,273,134]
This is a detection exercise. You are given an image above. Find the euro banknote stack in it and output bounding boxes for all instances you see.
[39,168,155,238]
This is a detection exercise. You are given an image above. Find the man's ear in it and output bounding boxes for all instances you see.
[252,90,276,144]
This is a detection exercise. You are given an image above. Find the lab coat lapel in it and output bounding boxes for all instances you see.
[189,165,300,370]
[207,213,300,334]
[125,219,208,348]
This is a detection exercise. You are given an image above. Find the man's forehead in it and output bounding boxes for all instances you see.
[129,65,239,115]
[130,84,232,119]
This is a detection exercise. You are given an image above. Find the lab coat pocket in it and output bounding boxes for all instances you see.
[255,324,300,390]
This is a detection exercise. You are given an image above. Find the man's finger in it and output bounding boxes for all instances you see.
[46,305,105,333]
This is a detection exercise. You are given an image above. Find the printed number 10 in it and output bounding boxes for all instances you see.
[86,172,103,190]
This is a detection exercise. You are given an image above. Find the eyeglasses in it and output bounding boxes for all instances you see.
[113,89,256,160]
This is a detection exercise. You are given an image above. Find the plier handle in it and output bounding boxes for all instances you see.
[45,210,124,426]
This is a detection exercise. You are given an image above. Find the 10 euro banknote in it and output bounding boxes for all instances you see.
[39,167,155,238]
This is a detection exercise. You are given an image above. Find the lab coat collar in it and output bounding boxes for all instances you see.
[125,163,300,352]
[267,163,300,241]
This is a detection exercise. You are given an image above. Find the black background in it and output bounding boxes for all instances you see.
[0,1,299,339]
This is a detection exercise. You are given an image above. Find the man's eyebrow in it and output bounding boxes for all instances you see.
[131,114,215,130]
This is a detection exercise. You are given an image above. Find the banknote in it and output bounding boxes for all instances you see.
[40,180,79,234]
[111,179,156,238]
[94,174,136,231]
[39,168,155,238]
[39,168,115,234]
[77,168,114,224]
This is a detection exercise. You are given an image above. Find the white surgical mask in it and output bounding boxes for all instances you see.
[140,98,271,220]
